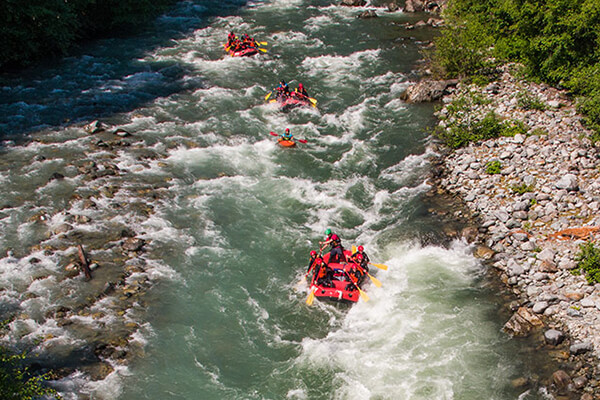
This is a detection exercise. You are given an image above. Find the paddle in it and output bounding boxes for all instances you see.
[344,271,369,302]
[369,262,388,271]
[367,272,382,288]
[352,245,357,254]
[308,97,318,105]
[265,92,272,101]
[258,41,268,45]
[258,48,268,53]
[306,286,316,306]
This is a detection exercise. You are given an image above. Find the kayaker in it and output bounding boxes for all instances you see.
[320,228,345,263]
[314,257,333,287]
[306,250,318,276]
[279,128,293,142]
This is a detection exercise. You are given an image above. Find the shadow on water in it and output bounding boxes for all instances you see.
[0,0,252,143]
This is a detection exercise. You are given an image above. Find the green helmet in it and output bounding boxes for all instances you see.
[325,228,332,235]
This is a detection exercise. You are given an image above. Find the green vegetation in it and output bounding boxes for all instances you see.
[485,160,502,174]
[574,241,600,284]
[0,349,60,400]
[0,0,178,69]
[517,91,547,111]
[430,0,600,139]
[510,183,534,194]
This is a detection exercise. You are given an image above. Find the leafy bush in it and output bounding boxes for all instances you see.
[430,0,600,139]
[574,241,600,284]
[0,349,60,399]
[485,160,502,174]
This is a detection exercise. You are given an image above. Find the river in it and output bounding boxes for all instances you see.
[0,1,556,399]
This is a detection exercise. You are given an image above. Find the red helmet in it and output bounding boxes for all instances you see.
[299,83,304,88]
[285,128,290,133]
[356,253,363,259]
[331,234,339,241]
[310,250,317,256]
[358,245,364,251]
[315,257,323,263]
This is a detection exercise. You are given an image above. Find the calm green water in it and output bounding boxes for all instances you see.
[0,1,555,399]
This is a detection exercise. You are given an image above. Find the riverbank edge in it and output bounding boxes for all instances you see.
[417,62,600,399]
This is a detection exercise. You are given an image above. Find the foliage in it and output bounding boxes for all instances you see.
[0,0,178,68]
[430,0,600,138]
[574,241,600,284]
[0,349,61,400]
[517,92,547,111]
[510,183,534,194]
[485,160,502,174]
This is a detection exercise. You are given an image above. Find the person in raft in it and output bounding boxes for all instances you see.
[275,80,290,98]
[306,250,318,277]
[314,257,333,287]
[279,128,293,142]
[320,228,346,263]
[294,83,309,98]
[351,253,367,284]
[227,31,236,47]
[351,245,370,272]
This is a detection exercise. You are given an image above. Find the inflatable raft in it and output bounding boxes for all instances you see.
[308,249,365,303]
[228,46,258,57]
[270,94,315,111]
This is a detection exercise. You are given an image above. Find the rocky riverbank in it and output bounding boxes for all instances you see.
[425,64,600,398]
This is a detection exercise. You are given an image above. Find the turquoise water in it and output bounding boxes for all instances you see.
[0,1,556,399]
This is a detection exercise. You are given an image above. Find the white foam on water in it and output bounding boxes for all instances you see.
[300,49,381,86]
[304,15,335,33]
[167,140,277,177]
[268,31,325,49]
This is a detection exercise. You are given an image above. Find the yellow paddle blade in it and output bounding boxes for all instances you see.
[352,245,357,254]
[258,47,268,53]
[308,97,317,105]
[265,92,272,100]
[258,41,268,45]
[358,288,370,302]
[368,273,382,288]
[370,262,388,271]
[306,287,316,306]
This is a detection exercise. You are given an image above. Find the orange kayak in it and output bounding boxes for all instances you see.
[278,139,296,147]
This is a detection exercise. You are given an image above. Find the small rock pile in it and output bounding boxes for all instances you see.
[433,64,600,398]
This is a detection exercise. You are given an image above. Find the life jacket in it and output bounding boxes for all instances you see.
[317,264,327,279]
[330,234,341,248]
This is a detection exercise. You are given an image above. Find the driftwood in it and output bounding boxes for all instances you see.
[78,244,93,280]
[548,226,600,241]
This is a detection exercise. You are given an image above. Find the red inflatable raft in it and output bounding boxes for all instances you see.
[269,94,315,111]
[228,47,258,57]
[308,249,365,303]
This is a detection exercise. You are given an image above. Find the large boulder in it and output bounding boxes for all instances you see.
[357,10,378,18]
[404,0,445,12]
[503,307,543,337]
[340,0,366,5]
[403,79,458,103]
